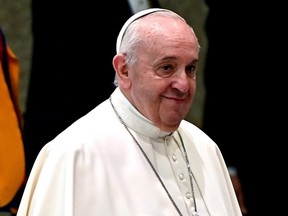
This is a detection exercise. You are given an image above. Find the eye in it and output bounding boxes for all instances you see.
[156,64,175,78]
[186,64,197,77]
[162,64,173,71]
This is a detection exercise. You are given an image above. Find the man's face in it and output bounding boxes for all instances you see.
[126,17,199,132]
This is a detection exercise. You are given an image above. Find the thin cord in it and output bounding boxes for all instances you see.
[109,97,184,216]
[176,131,199,216]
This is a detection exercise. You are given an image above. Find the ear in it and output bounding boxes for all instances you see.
[112,54,130,88]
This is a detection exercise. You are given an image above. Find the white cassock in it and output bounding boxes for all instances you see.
[17,87,242,216]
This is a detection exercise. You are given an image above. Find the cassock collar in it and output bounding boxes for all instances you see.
[110,87,172,139]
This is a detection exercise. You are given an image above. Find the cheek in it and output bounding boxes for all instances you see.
[190,80,197,94]
[191,85,197,97]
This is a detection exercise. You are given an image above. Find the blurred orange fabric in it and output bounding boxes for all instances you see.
[0,32,25,207]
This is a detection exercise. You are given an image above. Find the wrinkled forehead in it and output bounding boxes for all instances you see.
[116,8,184,54]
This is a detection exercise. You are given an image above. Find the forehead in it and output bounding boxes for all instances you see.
[137,16,198,52]
[138,15,196,41]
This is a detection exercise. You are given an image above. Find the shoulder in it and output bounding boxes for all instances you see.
[179,120,218,149]
[178,120,224,166]
[180,120,212,139]
[41,98,132,157]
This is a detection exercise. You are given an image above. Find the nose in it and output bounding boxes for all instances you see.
[171,72,191,93]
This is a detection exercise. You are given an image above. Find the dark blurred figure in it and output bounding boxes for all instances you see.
[202,0,279,215]
[23,0,130,176]
[24,0,160,178]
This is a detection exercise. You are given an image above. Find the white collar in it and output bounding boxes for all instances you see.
[110,87,172,138]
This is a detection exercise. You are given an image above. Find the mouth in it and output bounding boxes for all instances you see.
[163,95,187,103]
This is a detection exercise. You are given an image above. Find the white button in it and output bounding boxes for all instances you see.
[172,154,177,162]
[179,173,184,180]
[165,136,172,142]
[186,192,192,199]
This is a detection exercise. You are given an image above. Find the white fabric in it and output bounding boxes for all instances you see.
[17,87,242,216]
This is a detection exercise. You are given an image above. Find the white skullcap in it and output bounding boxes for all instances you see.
[116,8,177,54]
